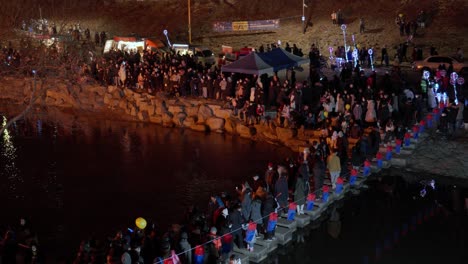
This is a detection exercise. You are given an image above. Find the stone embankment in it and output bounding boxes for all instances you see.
[4,78,317,152]
[1,78,468,181]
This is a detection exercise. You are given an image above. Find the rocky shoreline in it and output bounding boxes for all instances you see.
[1,77,468,181]
[1,77,318,151]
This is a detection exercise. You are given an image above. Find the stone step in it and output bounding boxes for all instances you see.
[390,157,407,167]
[275,226,293,245]
[254,237,278,254]
[230,247,250,264]
[379,146,414,155]
[393,141,416,150]
[304,205,323,221]
[312,195,333,209]
[277,217,297,232]
[343,182,352,192]
[294,214,311,228]
[232,242,268,263]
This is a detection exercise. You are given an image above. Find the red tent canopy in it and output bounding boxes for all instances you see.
[113,36,137,42]
[145,38,165,49]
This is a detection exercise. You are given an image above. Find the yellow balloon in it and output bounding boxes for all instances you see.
[135,217,147,229]
[345,104,350,110]
[324,111,329,118]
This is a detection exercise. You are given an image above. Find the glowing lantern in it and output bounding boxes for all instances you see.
[135,217,147,229]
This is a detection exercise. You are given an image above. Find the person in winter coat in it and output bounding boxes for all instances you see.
[250,195,263,234]
[351,146,363,170]
[294,174,307,215]
[365,99,377,126]
[275,171,289,214]
[264,162,278,194]
[327,149,341,189]
[179,233,192,264]
[383,119,395,145]
[219,226,233,263]
[251,175,265,193]
[118,63,126,87]
[206,227,221,263]
[427,85,437,111]
[262,193,278,240]
[241,183,252,222]
[228,204,244,249]
[312,154,326,198]
[353,103,363,126]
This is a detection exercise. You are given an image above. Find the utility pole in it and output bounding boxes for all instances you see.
[302,0,305,34]
[188,0,192,44]
[341,24,348,62]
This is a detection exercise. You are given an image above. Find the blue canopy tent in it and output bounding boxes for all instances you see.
[221,52,274,75]
[258,48,310,72]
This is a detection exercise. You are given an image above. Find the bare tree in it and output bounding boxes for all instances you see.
[1,32,94,137]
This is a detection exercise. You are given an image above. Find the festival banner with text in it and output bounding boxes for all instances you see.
[213,19,280,32]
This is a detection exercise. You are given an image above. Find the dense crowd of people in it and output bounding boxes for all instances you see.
[1,13,468,264]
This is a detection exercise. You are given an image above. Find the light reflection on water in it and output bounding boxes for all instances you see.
[1,116,24,199]
[0,114,294,260]
[2,111,466,264]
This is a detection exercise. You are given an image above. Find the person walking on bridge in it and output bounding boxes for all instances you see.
[327,149,341,189]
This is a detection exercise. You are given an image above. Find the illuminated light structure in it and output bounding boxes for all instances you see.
[395,139,402,154]
[37,120,42,136]
[302,0,307,34]
[404,132,411,147]
[450,72,465,105]
[287,202,297,220]
[368,48,374,71]
[351,33,357,68]
[335,177,344,194]
[163,29,171,48]
[352,48,358,68]
[267,212,278,233]
[341,24,348,62]
[306,193,316,210]
[350,169,358,185]
[386,145,393,161]
[426,113,433,128]
[376,152,383,169]
[412,125,419,140]
[329,46,334,66]
[322,185,330,202]
[363,160,371,177]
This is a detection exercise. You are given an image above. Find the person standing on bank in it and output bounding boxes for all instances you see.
[359,18,365,33]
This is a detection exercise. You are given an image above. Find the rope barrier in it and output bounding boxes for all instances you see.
[156,172,350,263]
[159,108,444,263]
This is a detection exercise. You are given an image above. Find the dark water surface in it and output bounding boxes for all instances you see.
[1,113,467,263]
[0,114,293,260]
